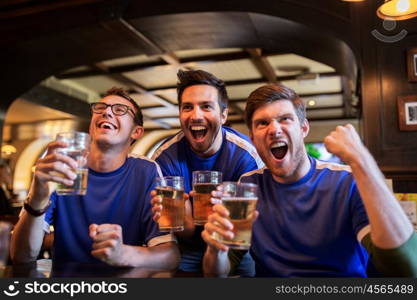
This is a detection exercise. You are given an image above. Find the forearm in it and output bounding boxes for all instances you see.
[203,247,230,277]
[350,149,413,248]
[362,232,417,277]
[119,242,180,269]
[11,210,46,263]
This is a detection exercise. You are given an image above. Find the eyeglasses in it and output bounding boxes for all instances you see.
[90,102,137,121]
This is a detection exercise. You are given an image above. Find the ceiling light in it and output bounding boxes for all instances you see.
[1,144,17,156]
[308,100,316,107]
[377,0,417,20]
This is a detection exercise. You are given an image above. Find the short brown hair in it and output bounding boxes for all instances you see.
[177,69,228,112]
[103,87,143,126]
[244,83,306,129]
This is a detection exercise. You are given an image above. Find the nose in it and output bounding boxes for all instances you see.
[268,120,282,136]
[190,106,203,121]
[102,105,114,118]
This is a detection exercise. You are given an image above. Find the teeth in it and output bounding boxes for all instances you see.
[99,122,115,129]
[271,142,286,149]
[191,126,206,131]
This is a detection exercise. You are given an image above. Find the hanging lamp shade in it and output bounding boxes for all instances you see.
[377,0,417,20]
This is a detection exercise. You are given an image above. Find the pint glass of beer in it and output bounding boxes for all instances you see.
[155,176,185,232]
[55,132,90,195]
[214,182,258,250]
[192,171,222,225]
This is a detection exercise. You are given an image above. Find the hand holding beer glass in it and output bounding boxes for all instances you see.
[210,182,258,250]
[55,132,90,195]
[192,171,222,225]
[155,176,185,232]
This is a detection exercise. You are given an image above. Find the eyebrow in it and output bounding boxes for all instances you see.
[253,113,294,122]
[181,100,216,106]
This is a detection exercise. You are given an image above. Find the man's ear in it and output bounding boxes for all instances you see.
[301,119,310,138]
[221,108,228,125]
[131,125,144,141]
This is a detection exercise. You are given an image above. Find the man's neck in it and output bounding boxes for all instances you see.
[88,143,129,172]
[272,151,311,184]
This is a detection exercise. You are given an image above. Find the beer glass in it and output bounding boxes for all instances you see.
[0,222,11,268]
[155,176,185,232]
[192,171,222,225]
[214,182,258,250]
[55,132,90,195]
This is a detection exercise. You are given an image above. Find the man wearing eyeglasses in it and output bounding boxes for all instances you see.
[11,87,180,270]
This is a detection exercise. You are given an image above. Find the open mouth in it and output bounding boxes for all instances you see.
[190,125,207,140]
[271,141,288,160]
[98,121,117,130]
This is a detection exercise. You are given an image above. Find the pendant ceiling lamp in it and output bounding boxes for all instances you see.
[377,0,417,20]
[342,0,417,20]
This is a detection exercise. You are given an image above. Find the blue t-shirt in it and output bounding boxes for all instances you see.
[44,156,167,264]
[152,126,264,273]
[240,156,370,277]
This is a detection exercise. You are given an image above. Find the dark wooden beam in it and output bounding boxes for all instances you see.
[246,48,277,83]
[147,72,338,91]
[156,94,178,106]
[56,60,167,79]
[228,103,244,116]
[341,75,356,118]
[99,17,164,55]
[180,51,251,63]
[0,0,108,18]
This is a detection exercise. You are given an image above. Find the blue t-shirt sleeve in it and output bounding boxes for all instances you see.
[237,157,260,175]
[239,173,257,184]
[155,154,176,177]
[140,163,167,245]
[349,179,369,236]
[44,192,58,226]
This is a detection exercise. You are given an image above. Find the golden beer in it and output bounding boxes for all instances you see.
[192,171,222,225]
[193,183,218,225]
[156,186,185,232]
[218,197,258,249]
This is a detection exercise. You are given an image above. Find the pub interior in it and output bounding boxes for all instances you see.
[0,0,417,278]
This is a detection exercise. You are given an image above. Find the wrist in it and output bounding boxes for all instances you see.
[118,244,142,267]
[26,195,50,210]
[24,196,51,217]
